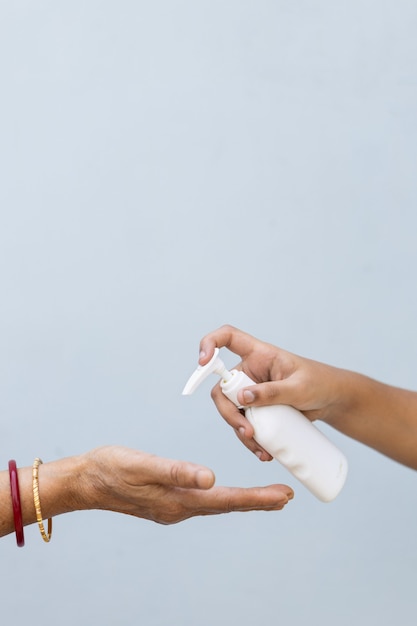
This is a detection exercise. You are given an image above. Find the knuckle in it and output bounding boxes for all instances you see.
[219,324,237,346]
[169,463,181,486]
[210,383,223,403]
[220,323,235,333]
[224,495,233,513]
[264,383,280,402]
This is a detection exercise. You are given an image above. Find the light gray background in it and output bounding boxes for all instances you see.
[1,1,416,625]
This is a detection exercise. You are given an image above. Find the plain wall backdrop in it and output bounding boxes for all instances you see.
[1,2,416,625]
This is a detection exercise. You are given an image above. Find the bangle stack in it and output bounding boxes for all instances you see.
[8,460,25,547]
[7,458,53,546]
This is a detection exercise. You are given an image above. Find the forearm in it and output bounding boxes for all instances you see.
[0,455,88,538]
[324,371,417,469]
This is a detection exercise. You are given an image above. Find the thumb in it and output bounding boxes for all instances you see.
[237,380,299,408]
[158,459,216,490]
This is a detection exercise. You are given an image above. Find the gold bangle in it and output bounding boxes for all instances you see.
[32,458,52,543]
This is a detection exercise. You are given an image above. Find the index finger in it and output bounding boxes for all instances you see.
[186,483,295,515]
[199,325,257,365]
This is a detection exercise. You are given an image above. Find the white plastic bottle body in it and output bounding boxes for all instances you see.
[220,370,348,502]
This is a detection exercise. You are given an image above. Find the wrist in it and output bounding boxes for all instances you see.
[1,454,92,539]
[323,369,385,432]
[60,453,97,512]
[76,446,115,511]
[34,454,92,516]
[318,367,366,427]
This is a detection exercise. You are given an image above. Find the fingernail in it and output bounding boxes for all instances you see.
[199,350,206,361]
[238,427,246,436]
[255,451,263,460]
[243,390,255,403]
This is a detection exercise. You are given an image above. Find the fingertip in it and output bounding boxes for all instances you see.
[268,485,295,507]
[196,469,215,489]
[239,389,256,405]
[198,339,215,365]
[280,485,295,503]
[254,449,273,462]
[198,349,208,365]
[235,424,254,445]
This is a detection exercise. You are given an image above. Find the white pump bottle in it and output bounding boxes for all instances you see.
[183,348,348,502]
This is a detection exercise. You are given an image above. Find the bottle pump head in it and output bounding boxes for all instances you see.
[182,348,233,395]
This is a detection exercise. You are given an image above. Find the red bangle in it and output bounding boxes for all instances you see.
[8,460,25,547]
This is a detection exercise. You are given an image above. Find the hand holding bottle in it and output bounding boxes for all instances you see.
[198,325,417,471]
[186,326,348,502]
[198,325,346,461]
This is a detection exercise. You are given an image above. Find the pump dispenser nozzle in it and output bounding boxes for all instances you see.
[182,348,233,395]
